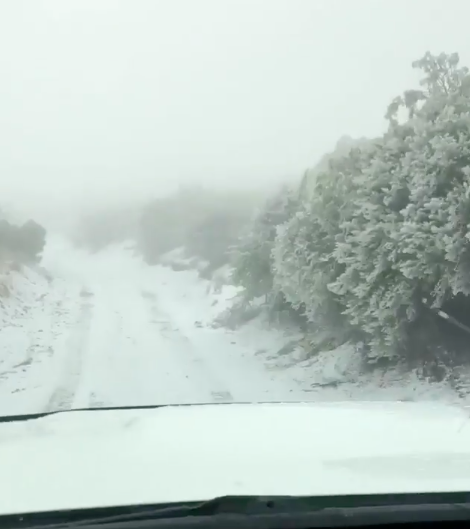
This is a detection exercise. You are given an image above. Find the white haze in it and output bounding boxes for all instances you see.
[1,0,470,228]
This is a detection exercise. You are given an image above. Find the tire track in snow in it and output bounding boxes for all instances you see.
[51,283,234,408]
[143,291,234,404]
[72,292,126,409]
[45,296,93,412]
[69,282,205,408]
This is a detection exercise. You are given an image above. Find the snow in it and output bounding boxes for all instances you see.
[0,235,468,417]
[0,262,82,415]
[2,401,470,514]
[0,237,312,413]
[2,236,470,513]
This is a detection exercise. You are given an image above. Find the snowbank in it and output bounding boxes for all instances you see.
[151,245,470,405]
[0,251,82,415]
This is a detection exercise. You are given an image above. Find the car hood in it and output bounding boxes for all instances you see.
[1,401,470,515]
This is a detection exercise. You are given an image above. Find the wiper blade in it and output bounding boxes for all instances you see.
[5,496,321,529]
[0,402,272,424]
[17,497,277,528]
[0,406,168,424]
[7,494,470,529]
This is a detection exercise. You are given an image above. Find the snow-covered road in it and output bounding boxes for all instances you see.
[72,279,237,408]
[0,239,310,415]
[4,237,461,415]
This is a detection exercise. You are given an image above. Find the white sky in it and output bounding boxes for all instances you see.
[1,0,470,225]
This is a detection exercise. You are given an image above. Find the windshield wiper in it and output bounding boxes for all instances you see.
[8,493,470,529]
[1,497,280,528]
[0,406,167,424]
[0,402,284,424]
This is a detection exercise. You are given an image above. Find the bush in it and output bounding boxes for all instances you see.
[232,185,299,303]
[234,51,470,375]
[0,218,46,263]
[139,186,259,270]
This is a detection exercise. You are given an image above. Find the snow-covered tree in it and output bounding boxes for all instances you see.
[327,52,470,358]
[273,149,372,342]
[274,51,470,362]
[231,185,299,303]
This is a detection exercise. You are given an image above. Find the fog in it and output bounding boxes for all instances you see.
[1,0,470,228]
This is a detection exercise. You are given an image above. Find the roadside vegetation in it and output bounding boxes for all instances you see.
[73,51,470,385]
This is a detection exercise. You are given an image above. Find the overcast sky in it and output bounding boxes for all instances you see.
[1,0,470,225]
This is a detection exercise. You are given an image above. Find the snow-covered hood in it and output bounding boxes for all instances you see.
[2,401,470,515]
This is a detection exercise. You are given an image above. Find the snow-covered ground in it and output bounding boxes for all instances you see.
[0,236,467,416]
[0,260,83,415]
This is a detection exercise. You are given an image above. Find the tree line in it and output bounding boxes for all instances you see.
[75,51,470,379]
[232,51,470,378]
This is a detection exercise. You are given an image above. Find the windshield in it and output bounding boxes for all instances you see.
[3,0,470,515]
